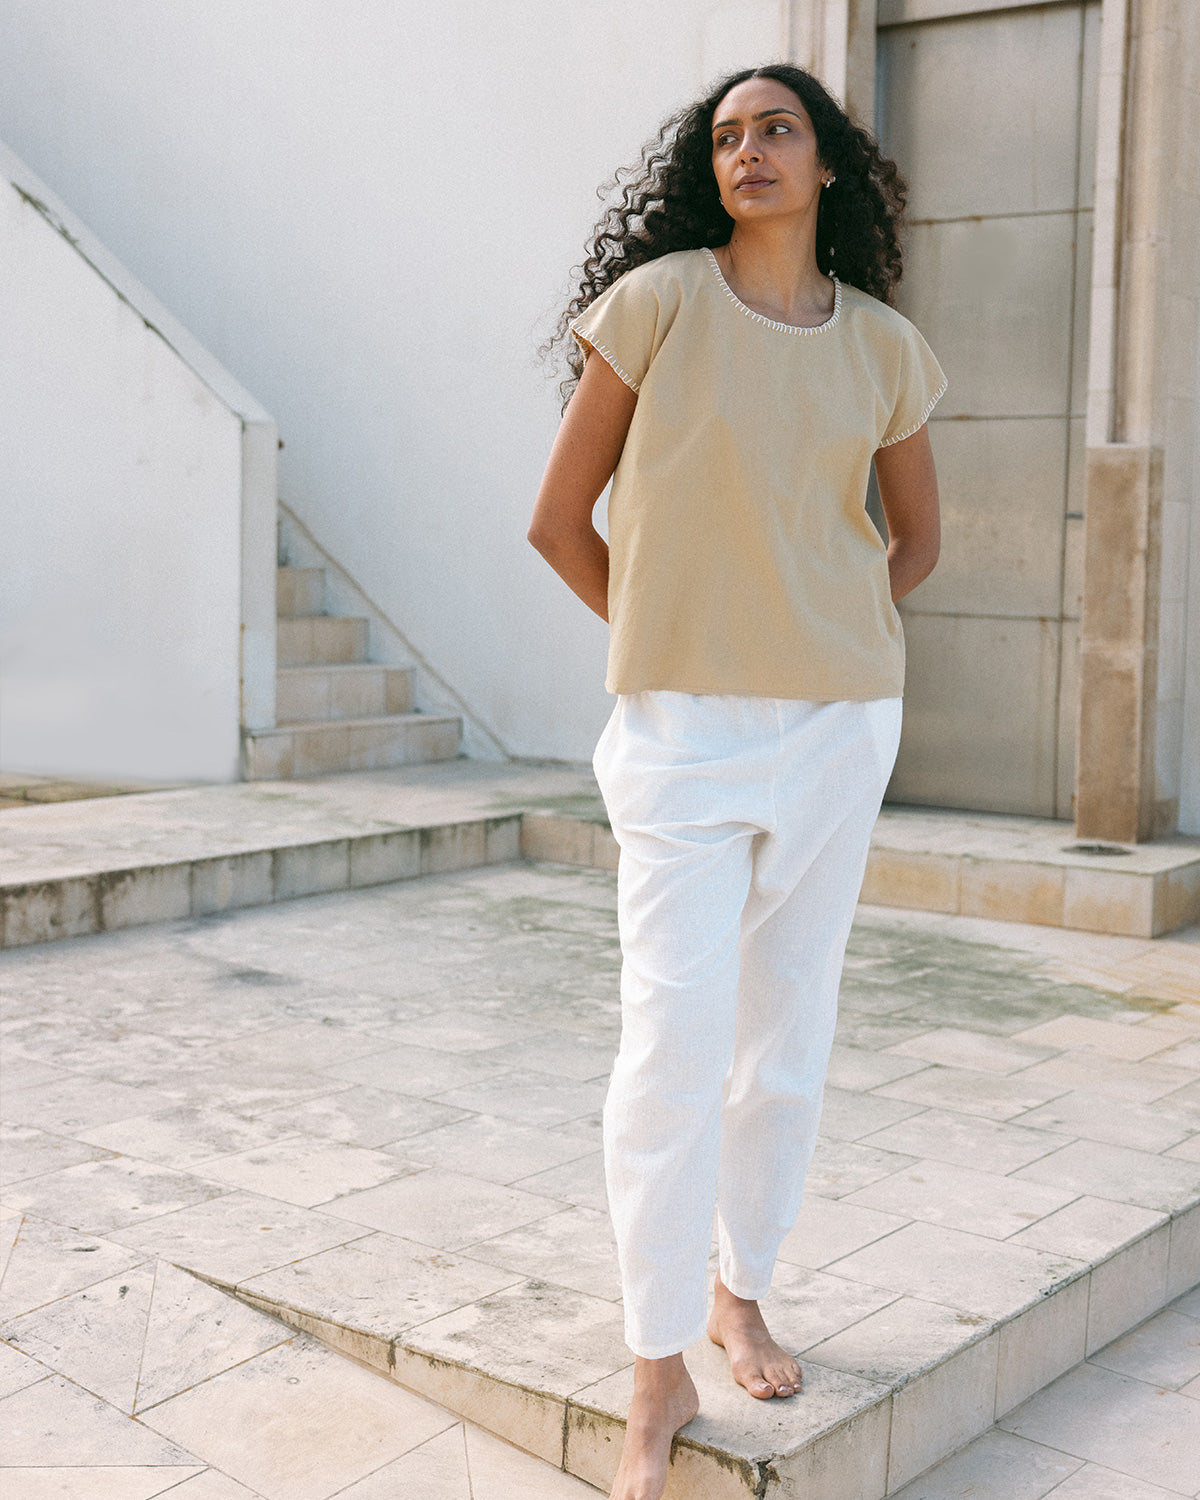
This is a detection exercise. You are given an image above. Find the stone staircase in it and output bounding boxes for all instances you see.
[243,564,462,779]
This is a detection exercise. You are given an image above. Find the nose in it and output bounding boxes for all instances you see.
[738,135,761,164]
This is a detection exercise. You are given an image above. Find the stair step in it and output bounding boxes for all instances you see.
[277,664,414,723]
[276,565,325,617]
[277,615,369,667]
[244,712,461,779]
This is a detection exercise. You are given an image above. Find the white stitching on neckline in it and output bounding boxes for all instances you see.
[703,247,841,335]
[876,377,949,447]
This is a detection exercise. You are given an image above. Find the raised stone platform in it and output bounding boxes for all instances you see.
[3,762,1197,947]
[4,858,1195,1497]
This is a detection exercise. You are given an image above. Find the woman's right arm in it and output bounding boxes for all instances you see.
[527,351,638,622]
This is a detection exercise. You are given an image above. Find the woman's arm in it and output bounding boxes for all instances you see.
[873,423,941,603]
[527,351,639,622]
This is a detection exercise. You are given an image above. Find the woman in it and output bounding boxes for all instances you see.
[529,62,945,1500]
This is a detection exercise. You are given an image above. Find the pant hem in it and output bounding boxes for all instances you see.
[625,1319,709,1361]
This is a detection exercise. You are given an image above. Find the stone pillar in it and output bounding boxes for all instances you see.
[785,0,877,126]
[1075,0,1200,840]
[1076,445,1163,842]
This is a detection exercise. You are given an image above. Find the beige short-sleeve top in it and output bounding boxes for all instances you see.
[570,247,947,700]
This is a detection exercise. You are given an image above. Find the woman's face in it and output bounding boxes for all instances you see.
[710,77,827,223]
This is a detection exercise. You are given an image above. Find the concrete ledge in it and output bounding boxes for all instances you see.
[0,814,520,948]
[213,1201,1200,1500]
[523,807,1200,938]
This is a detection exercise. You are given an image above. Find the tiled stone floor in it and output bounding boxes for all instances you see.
[1,860,1198,1497]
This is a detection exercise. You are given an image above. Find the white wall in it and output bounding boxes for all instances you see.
[0,0,782,764]
[0,150,276,783]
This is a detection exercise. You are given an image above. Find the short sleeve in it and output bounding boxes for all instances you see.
[877,322,948,448]
[570,270,662,393]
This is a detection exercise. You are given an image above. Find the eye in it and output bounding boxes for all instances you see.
[765,121,790,134]
[714,131,737,147]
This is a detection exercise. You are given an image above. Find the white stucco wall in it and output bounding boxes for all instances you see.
[0,170,247,782]
[0,0,782,763]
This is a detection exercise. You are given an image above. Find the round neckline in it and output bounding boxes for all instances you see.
[702,247,841,335]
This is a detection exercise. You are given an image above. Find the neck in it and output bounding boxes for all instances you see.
[724,220,828,301]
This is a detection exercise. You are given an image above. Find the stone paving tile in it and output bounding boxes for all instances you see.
[429,1068,609,1127]
[0,1466,210,1499]
[1088,1308,1200,1390]
[1,1262,158,1411]
[1016,1089,1198,1153]
[873,1062,1068,1121]
[320,1042,516,1098]
[803,1293,991,1387]
[1007,1196,1168,1261]
[4,1157,229,1235]
[405,1278,631,1400]
[888,1426,1083,1498]
[824,1041,929,1090]
[826,1221,1087,1320]
[0,1122,116,1184]
[109,1191,371,1286]
[512,1149,609,1211]
[1013,1139,1200,1214]
[801,1136,922,1198]
[884,1026,1061,1075]
[139,1335,456,1500]
[1011,1051,1199,1104]
[0,1076,177,1135]
[0,1217,149,1321]
[464,1203,622,1301]
[860,1107,1072,1175]
[998,1361,1200,1494]
[844,1157,1078,1239]
[398,1111,599,1185]
[1010,1015,1184,1062]
[775,1192,908,1270]
[254,1085,468,1148]
[75,1105,301,1169]
[241,1230,522,1335]
[320,1166,565,1248]
[0,1373,199,1465]
[0,1339,49,1400]
[196,1137,411,1208]
[812,1084,925,1140]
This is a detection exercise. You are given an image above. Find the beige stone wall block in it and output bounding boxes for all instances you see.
[1085,1221,1171,1354]
[593,828,620,873]
[1061,867,1156,938]
[887,1333,999,1492]
[1080,446,1157,644]
[348,831,421,889]
[876,4,1084,221]
[1167,1203,1200,1300]
[1074,653,1143,841]
[960,859,1066,927]
[191,852,274,917]
[995,1273,1089,1418]
[273,840,351,901]
[520,815,595,867]
[776,1393,891,1500]
[1062,517,1085,621]
[0,876,97,948]
[905,419,1067,619]
[420,820,487,876]
[902,215,1077,419]
[1070,210,1095,416]
[891,615,1060,816]
[859,849,961,914]
[1077,3,1101,214]
[1057,620,1080,820]
[393,1342,566,1467]
[1153,861,1200,938]
[97,863,191,933]
[484,817,521,865]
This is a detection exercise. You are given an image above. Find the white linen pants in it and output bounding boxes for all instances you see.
[593,691,902,1358]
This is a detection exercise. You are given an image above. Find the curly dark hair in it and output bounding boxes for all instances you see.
[545,62,909,410]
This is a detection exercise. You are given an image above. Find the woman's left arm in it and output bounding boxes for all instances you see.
[873,423,941,603]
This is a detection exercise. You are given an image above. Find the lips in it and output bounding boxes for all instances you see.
[736,177,774,190]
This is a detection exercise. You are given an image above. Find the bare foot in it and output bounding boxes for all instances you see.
[706,1274,802,1399]
[609,1353,699,1500]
